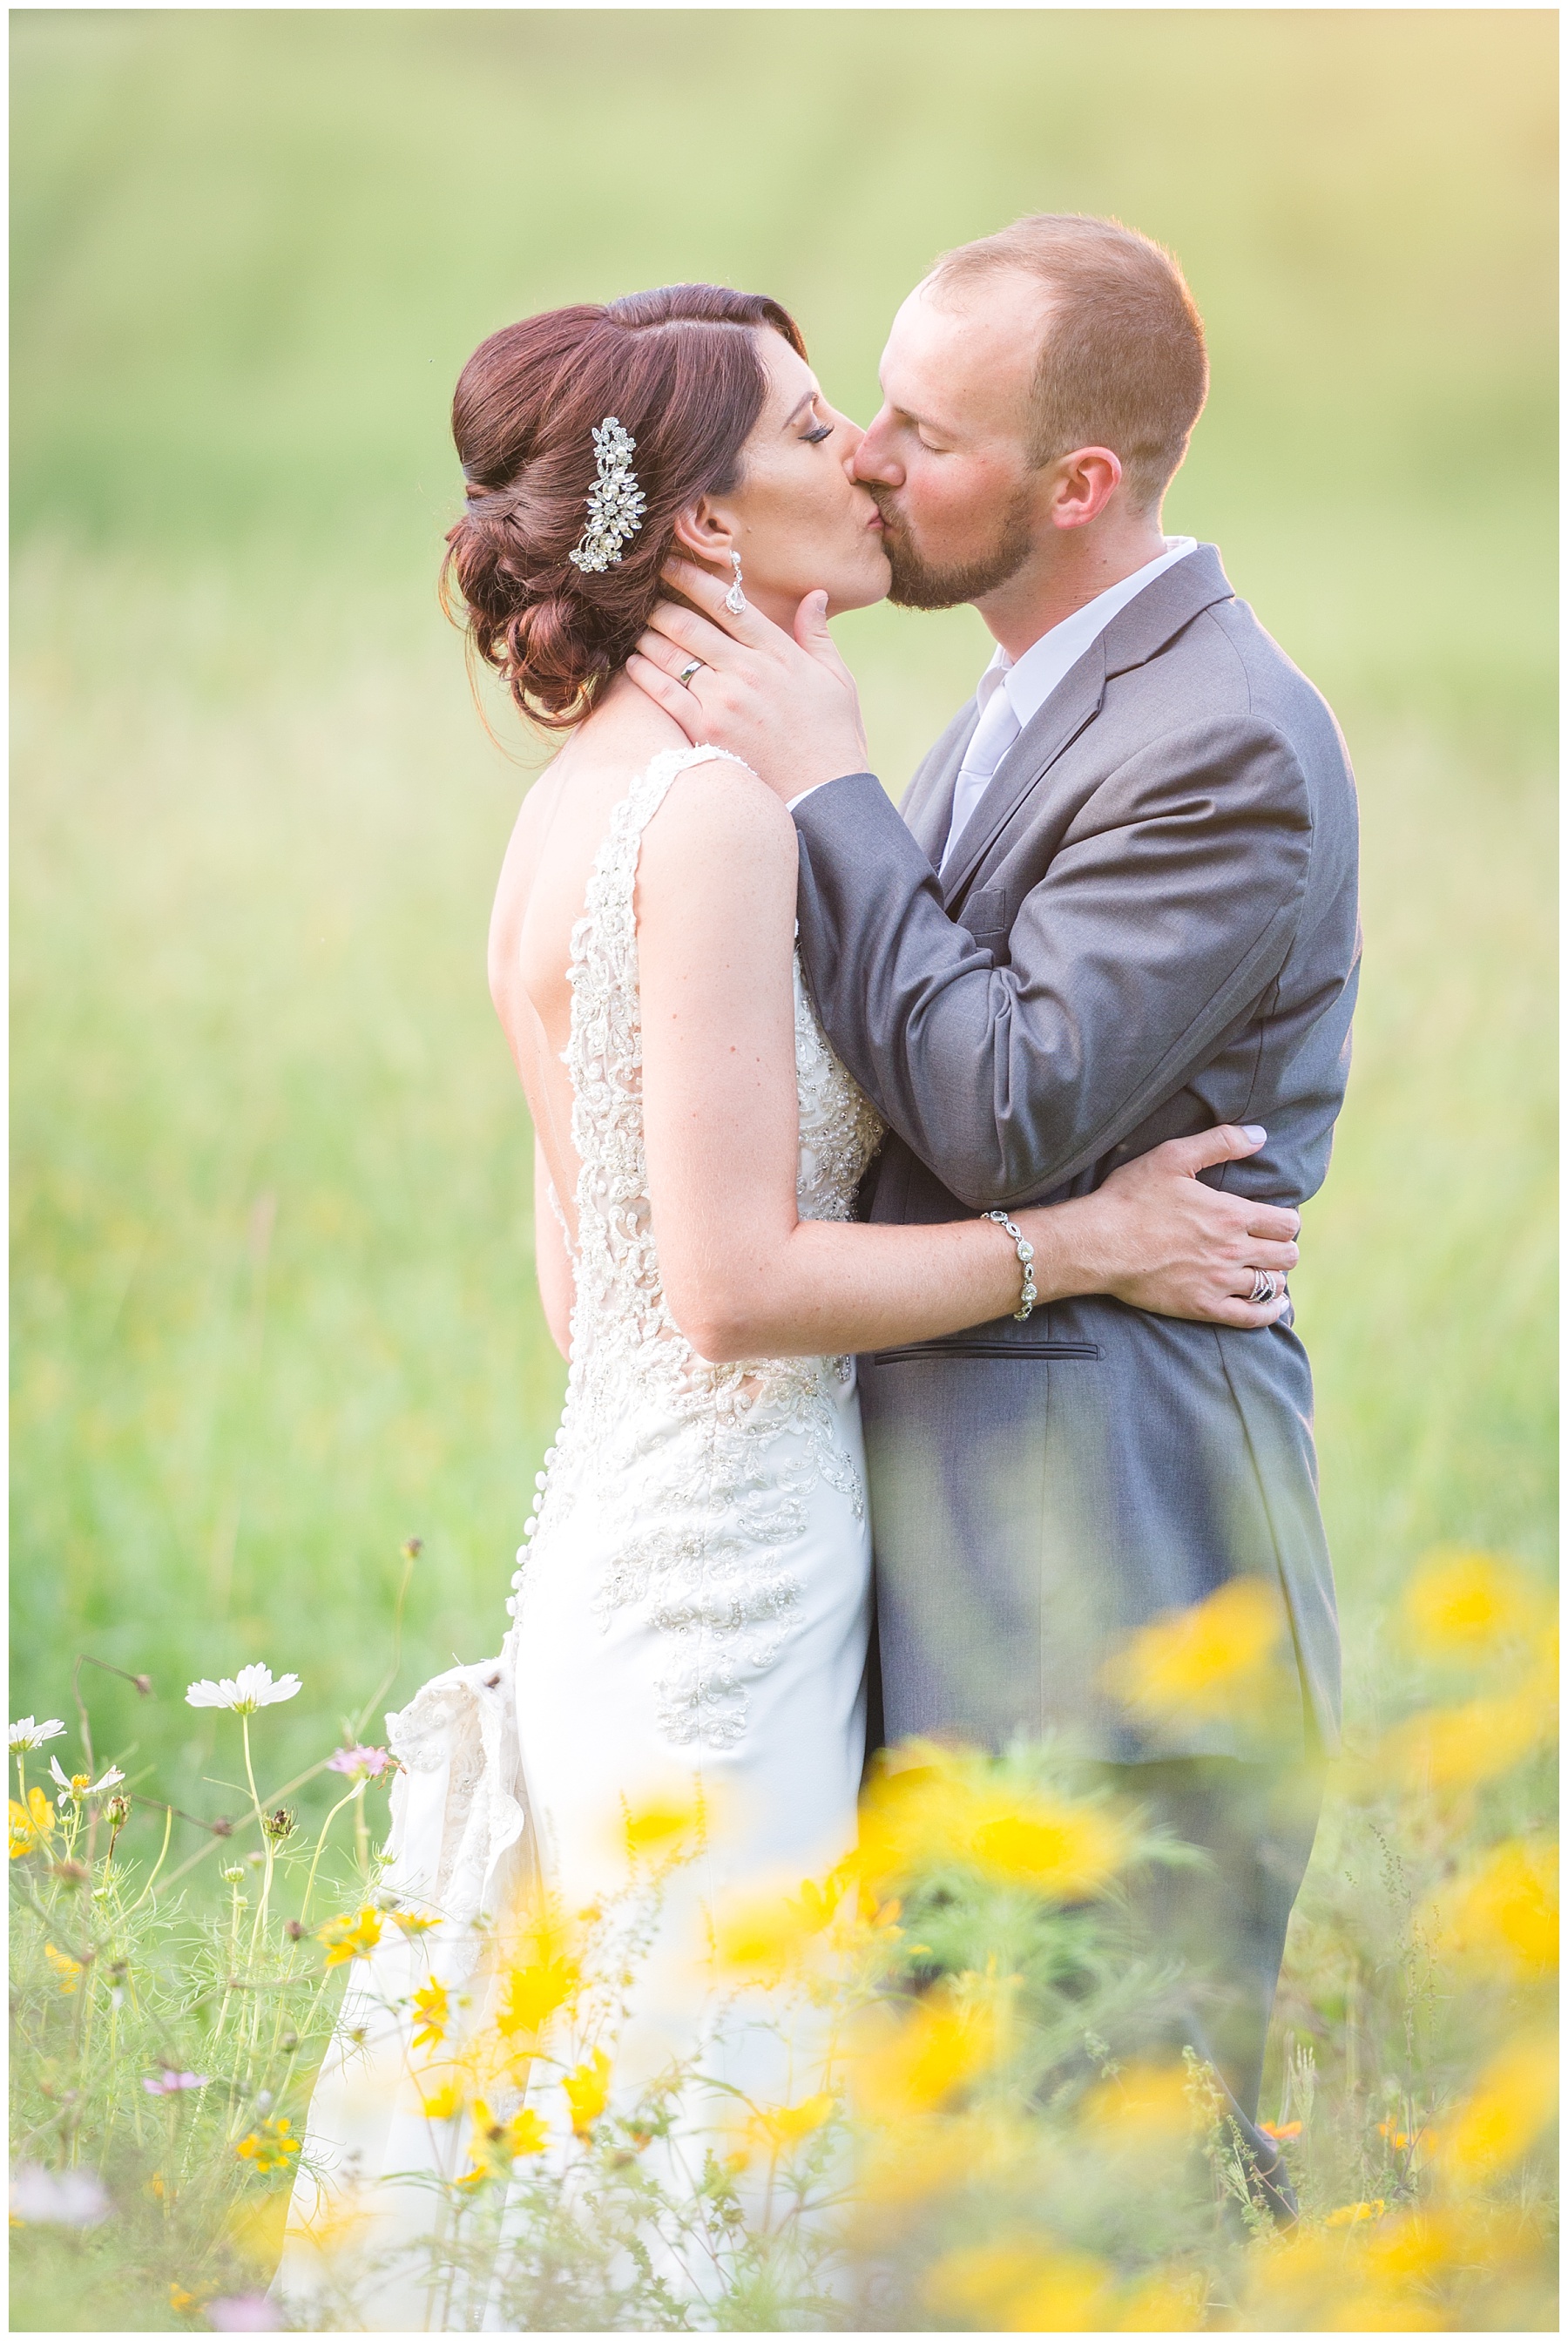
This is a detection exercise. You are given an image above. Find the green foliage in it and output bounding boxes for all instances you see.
[9,1803,353,2330]
[10,0,1556,1871]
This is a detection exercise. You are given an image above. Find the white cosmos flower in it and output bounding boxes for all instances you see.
[9,1717,67,1751]
[10,2163,112,2226]
[185,1664,301,1716]
[49,1755,127,1807]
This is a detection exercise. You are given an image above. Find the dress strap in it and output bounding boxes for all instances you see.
[565,745,753,1039]
[605,743,752,872]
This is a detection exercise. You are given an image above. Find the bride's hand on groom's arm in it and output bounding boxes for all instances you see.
[1022,1124,1302,1329]
[625,559,868,801]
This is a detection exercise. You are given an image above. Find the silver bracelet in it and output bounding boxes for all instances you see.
[982,1209,1037,1321]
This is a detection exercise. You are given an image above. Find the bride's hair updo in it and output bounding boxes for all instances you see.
[444,284,807,728]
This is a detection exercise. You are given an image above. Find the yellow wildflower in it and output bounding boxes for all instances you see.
[9,1788,55,1859]
[495,1950,579,2043]
[750,2090,836,2152]
[409,1979,449,2052]
[1116,2267,1207,2330]
[470,2099,549,2162]
[1325,2197,1387,2226]
[713,1878,839,1976]
[1103,1577,1289,1729]
[419,2077,464,2122]
[622,1788,700,1862]
[853,1989,1000,2123]
[1237,2229,1441,2333]
[858,1746,1126,1903]
[44,1942,84,1995]
[315,1908,382,1968]
[1361,2210,1457,2277]
[390,1908,441,1937]
[234,2115,301,2173]
[168,2282,210,2315]
[563,2048,612,2136]
[925,2236,1111,2332]
[1431,2031,1558,2184]
[1402,1549,1542,1658]
[853,2109,996,2211]
[1386,1692,1554,1796]
[1080,2060,1194,2150]
[1440,1838,1558,1975]
[970,1796,1126,1897]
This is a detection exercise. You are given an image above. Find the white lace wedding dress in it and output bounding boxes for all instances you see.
[279,747,882,2325]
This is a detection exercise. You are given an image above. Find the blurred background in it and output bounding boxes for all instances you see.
[12,11,1555,1857]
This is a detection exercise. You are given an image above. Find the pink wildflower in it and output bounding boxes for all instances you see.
[327,1744,390,1779]
[207,2298,282,2331]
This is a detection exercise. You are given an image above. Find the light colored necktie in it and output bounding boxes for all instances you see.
[941,682,1022,875]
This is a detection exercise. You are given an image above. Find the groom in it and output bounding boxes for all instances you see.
[632,215,1360,2202]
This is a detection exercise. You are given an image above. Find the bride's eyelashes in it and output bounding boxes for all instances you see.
[801,422,834,445]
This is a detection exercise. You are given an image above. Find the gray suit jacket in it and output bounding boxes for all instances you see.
[792,545,1359,1762]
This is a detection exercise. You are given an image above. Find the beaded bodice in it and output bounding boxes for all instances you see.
[509,746,884,1749]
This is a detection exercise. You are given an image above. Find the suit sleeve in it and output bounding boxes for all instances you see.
[791,714,1314,1209]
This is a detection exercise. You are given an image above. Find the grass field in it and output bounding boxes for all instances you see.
[12,8,1555,1867]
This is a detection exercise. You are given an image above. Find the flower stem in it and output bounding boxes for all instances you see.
[126,1803,173,1915]
[351,1546,417,1739]
[299,1783,367,1928]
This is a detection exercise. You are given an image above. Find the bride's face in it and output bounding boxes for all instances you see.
[679,331,891,623]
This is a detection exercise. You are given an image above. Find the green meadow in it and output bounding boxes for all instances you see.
[12,8,1555,1858]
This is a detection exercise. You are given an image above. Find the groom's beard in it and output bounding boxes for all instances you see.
[872,483,1036,611]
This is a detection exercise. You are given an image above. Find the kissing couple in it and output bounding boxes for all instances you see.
[284,213,1360,2296]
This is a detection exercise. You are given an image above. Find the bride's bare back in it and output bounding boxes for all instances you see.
[488,682,693,1243]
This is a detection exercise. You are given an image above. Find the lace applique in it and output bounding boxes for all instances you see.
[510,747,884,1748]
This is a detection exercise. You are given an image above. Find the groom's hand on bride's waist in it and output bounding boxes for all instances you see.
[626,558,869,802]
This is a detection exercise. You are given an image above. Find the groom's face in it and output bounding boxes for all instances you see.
[853,272,1054,610]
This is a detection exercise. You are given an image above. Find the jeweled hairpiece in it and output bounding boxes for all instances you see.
[567,416,646,574]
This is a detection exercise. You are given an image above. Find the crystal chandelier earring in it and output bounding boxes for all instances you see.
[725,551,747,615]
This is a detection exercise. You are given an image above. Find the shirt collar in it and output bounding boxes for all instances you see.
[980,537,1199,729]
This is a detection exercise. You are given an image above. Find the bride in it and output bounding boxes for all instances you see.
[279,282,1297,2319]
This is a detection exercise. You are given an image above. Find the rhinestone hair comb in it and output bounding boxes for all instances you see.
[567,416,646,573]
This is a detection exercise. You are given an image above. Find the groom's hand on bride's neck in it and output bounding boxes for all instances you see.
[625,558,869,804]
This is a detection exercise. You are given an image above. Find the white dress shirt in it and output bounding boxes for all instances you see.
[936,537,1197,872]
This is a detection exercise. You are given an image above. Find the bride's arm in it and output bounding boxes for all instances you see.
[639,763,1298,1363]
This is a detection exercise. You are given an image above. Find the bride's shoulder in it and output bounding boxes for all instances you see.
[636,738,795,940]
[640,743,794,873]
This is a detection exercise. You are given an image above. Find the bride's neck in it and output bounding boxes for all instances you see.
[577,669,689,759]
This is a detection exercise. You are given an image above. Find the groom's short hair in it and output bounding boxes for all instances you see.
[929,214,1208,509]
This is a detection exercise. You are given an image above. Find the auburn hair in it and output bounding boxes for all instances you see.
[929,214,1208,508]
[443,285,806,729]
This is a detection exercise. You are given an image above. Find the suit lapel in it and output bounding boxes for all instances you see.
[901,701,977,867]
[940,643,1106,907]
[938,544,1238,910]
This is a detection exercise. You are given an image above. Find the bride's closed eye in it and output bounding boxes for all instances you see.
[801,421,834,445]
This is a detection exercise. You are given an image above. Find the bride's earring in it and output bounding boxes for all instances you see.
[725,551,747,615]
